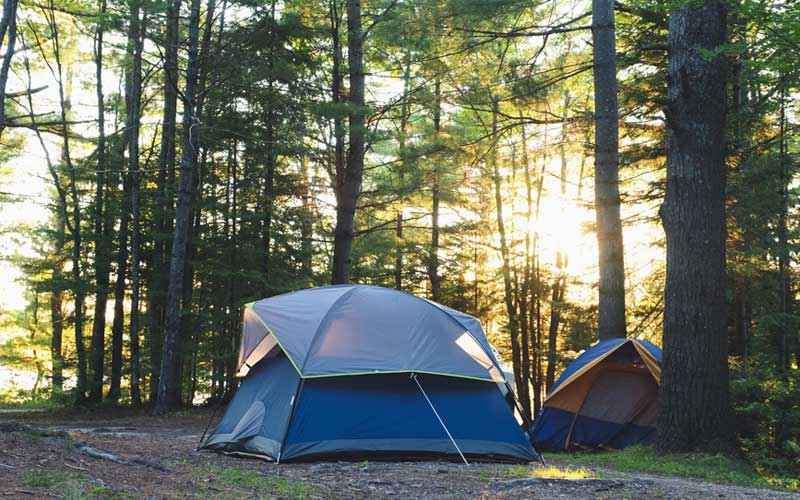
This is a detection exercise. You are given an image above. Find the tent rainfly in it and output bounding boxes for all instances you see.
[201,284,539,463]
[530,338,662,451]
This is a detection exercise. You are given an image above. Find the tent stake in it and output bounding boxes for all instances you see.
[411,373,469,466]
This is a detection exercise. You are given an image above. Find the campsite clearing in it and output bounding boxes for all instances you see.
[0,408,797,500]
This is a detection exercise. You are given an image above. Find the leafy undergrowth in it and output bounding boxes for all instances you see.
[218,466,312,500]
[23,469,131,499]
[547,445,799,492]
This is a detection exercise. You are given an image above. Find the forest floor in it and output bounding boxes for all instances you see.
[0,407,797,500]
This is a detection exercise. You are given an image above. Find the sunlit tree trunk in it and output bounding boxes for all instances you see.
[592,0,626,340]
[490,99,527,410]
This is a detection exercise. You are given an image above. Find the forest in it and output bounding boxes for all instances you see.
[0,0,797,482]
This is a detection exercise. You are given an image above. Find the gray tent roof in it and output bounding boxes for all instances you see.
[236,285,505,382]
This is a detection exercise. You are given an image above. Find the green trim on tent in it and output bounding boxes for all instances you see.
[243,303,501,383]
[244,303,305,377]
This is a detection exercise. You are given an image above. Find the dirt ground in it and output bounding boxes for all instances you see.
[0,408,797,500]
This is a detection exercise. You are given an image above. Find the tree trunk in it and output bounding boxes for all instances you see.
[331,0,365,284]
[394,49,411,291]
[776,91,791,372]
[155,0,203,415]
[0,0,18,140]
[45,10,87,401]
[148,0,180,404]
[428,76,441,302]
[490,99,525,407]
[127,0,146,406]
[88,0,109,404]
[592,0,626,340]
[657,0,733,453]
[108,159,130,402]
[50,213,65,396]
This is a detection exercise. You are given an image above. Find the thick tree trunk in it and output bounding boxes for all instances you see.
[657,0,734,453]
[331,0,365,284]
[592,0,626,340]
[88,0,109,404]
[0,0,17,140]
[148,0,180,404]
[155,0,203,415]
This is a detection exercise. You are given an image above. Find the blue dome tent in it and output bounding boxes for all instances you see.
[202,285,538,463]
[530,338,662,451]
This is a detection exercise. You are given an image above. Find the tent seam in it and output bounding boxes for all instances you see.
[299,286,359,373]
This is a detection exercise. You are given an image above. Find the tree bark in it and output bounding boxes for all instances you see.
[108,149,130,402]
[428,76,442,302]
[331,0,365,284]
[148,0,180,404]
[127,0,146,406]
[0,0,18,140]
[331,0,366,284]
[88,0,109,404]
[50,213,65,396]
[155,0,203,415]
[657,0,734,453]
[592,0,626,340]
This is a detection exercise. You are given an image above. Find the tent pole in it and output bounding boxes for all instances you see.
[277,378,305,464]
[411,373,469,466]
[504,381,545,465]
[196,394,227,451]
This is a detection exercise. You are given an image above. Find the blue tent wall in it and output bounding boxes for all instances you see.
[203,354,301,457]
[283,373,537,462]
[203,356,537,462]
[531,339,661,451]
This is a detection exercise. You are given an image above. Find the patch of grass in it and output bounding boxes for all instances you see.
[506,464,596,480]
[548,445,799,491]
[22,469,129,499]
[219,466,310,500]
[23,469,81,488]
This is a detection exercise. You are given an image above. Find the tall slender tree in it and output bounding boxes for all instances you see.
[155,0,203,414]
[592,0,626,340]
